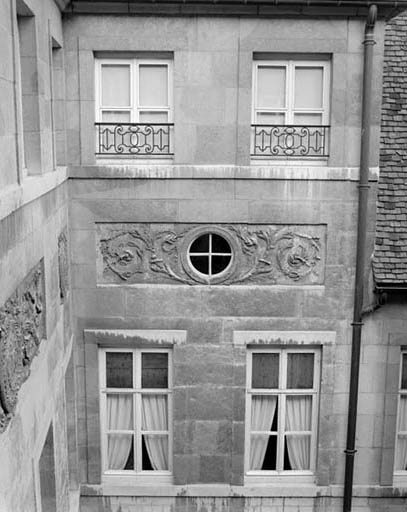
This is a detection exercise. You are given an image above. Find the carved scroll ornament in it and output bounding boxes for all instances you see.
[98,223,325,286]
[58,229,69,301]
[0,261,45,433]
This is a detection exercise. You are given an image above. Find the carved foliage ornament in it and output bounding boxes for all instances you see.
[98,223,325,286]
[58,229,69,302]
[0,261,45,433]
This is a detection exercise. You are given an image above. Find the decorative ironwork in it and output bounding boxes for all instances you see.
[97,223,326,286]
[96,123,174,156]
[251,124,329,158]
[0,260,45,433]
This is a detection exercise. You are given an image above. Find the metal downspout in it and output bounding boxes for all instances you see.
[343,5,377,512]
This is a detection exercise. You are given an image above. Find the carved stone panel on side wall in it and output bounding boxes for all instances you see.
[0,260,46,433]
[58,229,69,302]
[97,223,326,286]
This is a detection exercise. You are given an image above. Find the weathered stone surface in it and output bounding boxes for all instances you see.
[58,228,69,302]
[0,260,45,433]
[97,222,326,286]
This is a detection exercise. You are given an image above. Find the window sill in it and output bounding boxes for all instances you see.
[82,482,319,497]
[102,473,173,487]
[95,156,174,166]
[250,157,328,167]
[393,474,407,487]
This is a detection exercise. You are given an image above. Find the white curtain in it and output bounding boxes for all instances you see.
[142,395,168,470]
[250,395,277,470]
[396,397,407,470]
[286,395,312,470]
[107,395,133,470]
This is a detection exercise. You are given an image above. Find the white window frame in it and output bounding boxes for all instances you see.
[99,347,173,485]
[394,350,407,484]
[95,58,173,124]
[245,346,320,484]
[252,59,330,126]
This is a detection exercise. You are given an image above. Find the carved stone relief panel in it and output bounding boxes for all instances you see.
[0,260,46,433]
[97,223,326,286]
[58,229,69,302]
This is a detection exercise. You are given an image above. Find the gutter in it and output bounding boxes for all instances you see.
[343,4,377,512]
[65,0,407,18]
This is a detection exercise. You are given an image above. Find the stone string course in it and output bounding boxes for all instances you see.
[373,12,407,284]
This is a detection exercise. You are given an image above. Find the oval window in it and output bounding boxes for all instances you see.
[188,233,232,278]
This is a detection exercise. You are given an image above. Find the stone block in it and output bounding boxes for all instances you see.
[187,386,233,421]
[198,455,229,483]
[73,288,125,318]
[173,420,194,455]
[194,125,237,164]
[177,199,249,223]
[126,287,205,318]
[205,287,301,318]
[249,200,321,225]
[70,229,96,265]
[173,454,199,485]
[72,264,97,289]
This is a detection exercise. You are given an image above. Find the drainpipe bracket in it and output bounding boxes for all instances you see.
[344,449,358,455]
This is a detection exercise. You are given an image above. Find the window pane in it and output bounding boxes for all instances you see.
[252,353,279,388]
[396,436,407,470]
[142,395,168,430]
[142,435,169,470]
[190,234,209,253]
[285,434,311,470]
[399,396,407,431]
[402,354,407,389]
[107,434,133,470]
[142,353,168,388]
[293,113,323,126]
[257,66,286,109]
[250,434,276,470]
[287,353,314,389]
[101,111,131,123]
[101,65,130,107]
[286,395,312,430]
[139,111,168,123]
[106,352,133,388]
[251,395,278,432]
[211,234,231,254]
[256,112,285,125]
[107,394,133,430]
[139,65,168,107]
[211,256,231,275]
[294,67,323,109]
[190,256,209,275]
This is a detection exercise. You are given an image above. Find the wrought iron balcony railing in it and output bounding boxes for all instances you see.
[96,122,174,156]
[251,124,329,158]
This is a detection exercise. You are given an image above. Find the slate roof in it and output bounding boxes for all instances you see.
[373,13,407,286]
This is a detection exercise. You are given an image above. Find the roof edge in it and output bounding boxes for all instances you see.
[64,0,407,19]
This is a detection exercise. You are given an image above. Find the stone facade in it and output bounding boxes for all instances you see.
[0,0,75,511]
[1,1,407,512]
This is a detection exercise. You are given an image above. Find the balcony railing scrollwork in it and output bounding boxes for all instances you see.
[251,124,329,158]
[96,122,174,156]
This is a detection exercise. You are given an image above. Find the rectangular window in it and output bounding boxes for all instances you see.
[99,348,172,482]
[95,58,173,157]
[95,58,172,124]
[252,58,330,159]
[246,348,320,481]
[395,352,407,473]
[253,59,329,125]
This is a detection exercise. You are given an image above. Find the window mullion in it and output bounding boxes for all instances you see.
[287,62,294,124]
[135,349,141,473]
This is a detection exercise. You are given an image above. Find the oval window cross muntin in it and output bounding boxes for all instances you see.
[181,227,236,284]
